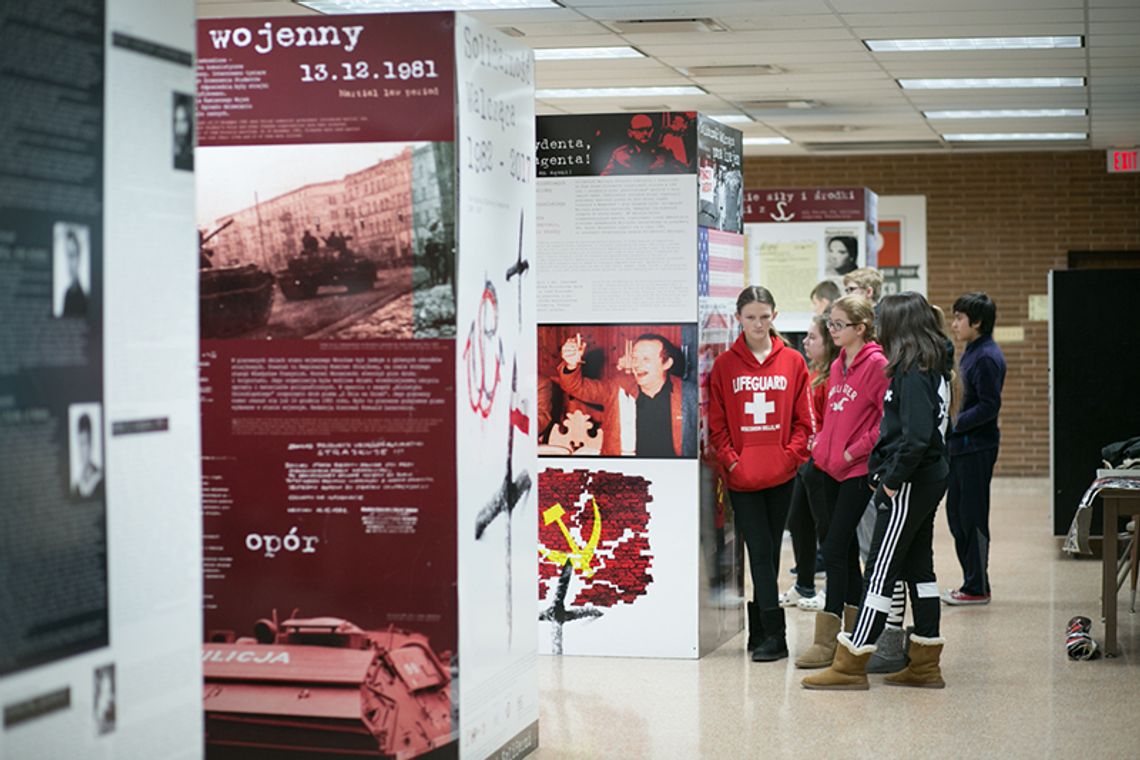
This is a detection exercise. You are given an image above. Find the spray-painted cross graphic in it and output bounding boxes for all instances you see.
[744,391,775,424]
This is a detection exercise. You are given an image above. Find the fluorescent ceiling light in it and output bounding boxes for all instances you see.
[296,0,558,12]
[924,108,1087,119]
[535,47,644,61]
[535,85,706,99]
[899,77,1084,89]
[743,137,791,146]
[706,114,753,124]
[943,132,1087,142]
[867,36,1082,52]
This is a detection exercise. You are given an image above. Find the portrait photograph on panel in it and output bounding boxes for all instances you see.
[53,221,91,318]
[172,91,194,172]
[823,231,860,278]
[537,323,698,458]
[68,402,104,500]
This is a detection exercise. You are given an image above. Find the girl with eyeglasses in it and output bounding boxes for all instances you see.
[794,294,889,670]
[802,291,951,690]
[708,286,813,662]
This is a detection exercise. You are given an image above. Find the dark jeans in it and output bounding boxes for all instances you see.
[819,473,871,617]
[731,478,795,610]
[850,478,949,647]
[786,459,827,591]
[947,447,998,596]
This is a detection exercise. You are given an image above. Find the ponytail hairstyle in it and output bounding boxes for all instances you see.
[877,292,949,378]
[829,293,877,343]
[735,285,783,343]
[809,312,839,388]
[931,303,961,421]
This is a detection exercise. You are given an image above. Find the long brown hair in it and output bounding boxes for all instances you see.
[878,292,948,378]
[735,285,783,343]
[809,313,839,388]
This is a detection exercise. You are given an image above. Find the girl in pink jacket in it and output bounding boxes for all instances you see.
[794,294,889,670]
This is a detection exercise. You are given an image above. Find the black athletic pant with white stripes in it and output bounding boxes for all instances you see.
[850,478,949,648]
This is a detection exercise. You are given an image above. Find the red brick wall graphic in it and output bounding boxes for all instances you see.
[538,468,654,653]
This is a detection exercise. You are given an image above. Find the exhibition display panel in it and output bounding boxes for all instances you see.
[196,12,537,759]
[1,0,204,756]
[535,113,745,658]
[743,187,879,332]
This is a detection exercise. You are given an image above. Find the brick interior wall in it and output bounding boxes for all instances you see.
[744,150,1140,475]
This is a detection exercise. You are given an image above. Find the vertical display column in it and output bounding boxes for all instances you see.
[453,14,539,760]
[0,0,109,680]
[196,13,461,759]
[743,187,878,333]
[535,112,744,659]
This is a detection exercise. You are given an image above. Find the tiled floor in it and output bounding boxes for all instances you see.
[533,478,1140,759]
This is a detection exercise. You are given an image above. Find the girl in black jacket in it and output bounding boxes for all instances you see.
[803,292,951,691]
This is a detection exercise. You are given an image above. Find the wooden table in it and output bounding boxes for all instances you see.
[1100,484,1140,657]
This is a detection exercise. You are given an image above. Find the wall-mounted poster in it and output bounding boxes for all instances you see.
[876,195,928,297]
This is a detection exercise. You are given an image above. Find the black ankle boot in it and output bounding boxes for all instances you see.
[752,608,788,662]
[747,601,761,651]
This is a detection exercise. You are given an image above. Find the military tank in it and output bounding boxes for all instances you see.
[203,613,453,758]
[199,220,275,339]
[276,240,377,301]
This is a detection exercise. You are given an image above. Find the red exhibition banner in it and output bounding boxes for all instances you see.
[197,13,459,759]
[743,187,868,223]
[197,13,455,145]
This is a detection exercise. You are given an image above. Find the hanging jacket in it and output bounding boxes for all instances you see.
[708,333,812,491]
[812,342,889,481]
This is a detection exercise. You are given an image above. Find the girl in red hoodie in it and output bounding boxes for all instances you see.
[794,294,889,670]
[709,286,812,662]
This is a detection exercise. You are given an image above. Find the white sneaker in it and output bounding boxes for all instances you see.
[778,585,806,607]
[797,591,826,611]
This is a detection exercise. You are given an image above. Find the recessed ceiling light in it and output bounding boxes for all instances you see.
[899,77,1084,89]
[866,36,1083,52]
[296,0,559,12]
[943,132,1087,141]
[743,137,791,146]
[924,108,1087,119]
[534,47,644,61]
[706,114,753,124]
[535,85,707,99]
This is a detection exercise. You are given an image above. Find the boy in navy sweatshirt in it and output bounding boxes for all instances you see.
[944,292,1007,605]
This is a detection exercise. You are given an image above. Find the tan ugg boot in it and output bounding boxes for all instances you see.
[843,604,859,633]
[802,633,875,690]
[794,611,841,669]
[884,635,945,689]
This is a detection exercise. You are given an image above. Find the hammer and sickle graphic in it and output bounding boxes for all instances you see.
[540,499,603,578]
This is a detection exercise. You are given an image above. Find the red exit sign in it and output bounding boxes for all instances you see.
[1107,148,1138,173]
